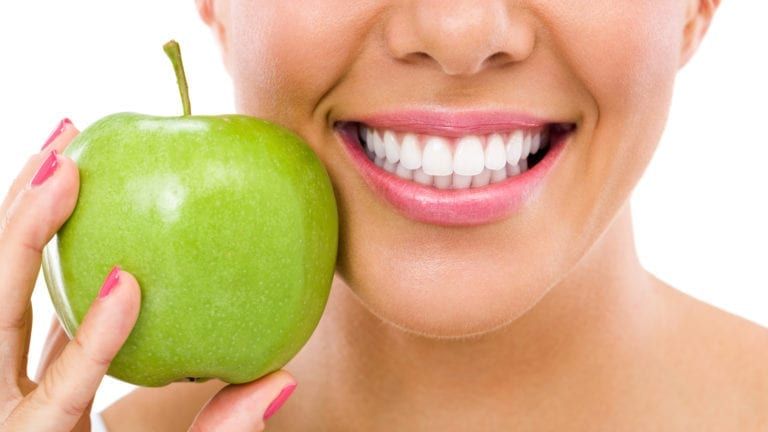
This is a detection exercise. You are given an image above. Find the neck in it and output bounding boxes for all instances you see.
[288,202,658,428]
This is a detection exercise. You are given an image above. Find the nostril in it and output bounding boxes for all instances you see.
[485,52,514,68]
[401,51,434,66]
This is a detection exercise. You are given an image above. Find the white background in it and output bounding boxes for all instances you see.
[1,1,766,414]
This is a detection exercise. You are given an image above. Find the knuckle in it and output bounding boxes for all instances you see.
[39,361,63,399]
[19,239,42,257]
[37,365,89,418]
[0,202,61,262]
[0,305,31,339]
[72,333,112,368]
[59,398,90,419]
[0,312,28,333]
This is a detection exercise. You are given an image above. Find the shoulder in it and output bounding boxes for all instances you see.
[652,275,768,429]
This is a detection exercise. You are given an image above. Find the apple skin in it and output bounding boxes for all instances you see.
[42,112,338,387]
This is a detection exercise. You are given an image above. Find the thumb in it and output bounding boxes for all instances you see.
[189,370,297,432]
[5,267,141,431]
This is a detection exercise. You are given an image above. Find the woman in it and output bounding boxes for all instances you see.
[1,0,766,430]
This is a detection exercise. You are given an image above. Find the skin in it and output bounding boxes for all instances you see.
[106,0,766,429]
[1,0,766,431]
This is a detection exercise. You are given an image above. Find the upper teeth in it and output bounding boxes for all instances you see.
[359,125,548,188]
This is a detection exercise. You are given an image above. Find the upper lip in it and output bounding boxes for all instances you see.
[347,109,570,138]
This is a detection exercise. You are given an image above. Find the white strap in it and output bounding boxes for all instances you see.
[90,411,109,432]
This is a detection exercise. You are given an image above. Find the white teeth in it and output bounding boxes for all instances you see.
[506,130,523,166]
[395,164,413,180]
[530,130,541,154]
[490,167,507,184]
[372,130,386,159]
[360,125,550,189]
[399,133,422,170]
[422,136,453,176]
[471,168,492,188]
[413,168,433,186]
[453,135,485,176]
[364,127,376,154]
[485,133,506,170]
[383,159,396,173]
[433,174,452,189]
[373,155,397,174]
[521,132,531,160]
[383,130,400,163]
[452,174,472,189]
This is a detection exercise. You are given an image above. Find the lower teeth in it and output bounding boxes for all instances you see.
[365,146,544,189]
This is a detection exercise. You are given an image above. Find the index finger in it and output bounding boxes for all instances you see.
[0,118,78,217]
[0,151,79,384]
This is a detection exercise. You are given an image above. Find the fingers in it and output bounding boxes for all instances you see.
[4,269,141,431]
[0,150,79,382]
[0,118,78,217]
[189,370,297,432]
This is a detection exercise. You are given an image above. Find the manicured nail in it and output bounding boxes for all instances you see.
[41,118,72,150]
[98,266,121,299]
[30,150,60,186]
[263,383,297,421]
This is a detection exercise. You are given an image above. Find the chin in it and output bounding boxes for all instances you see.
[336,262,550,340]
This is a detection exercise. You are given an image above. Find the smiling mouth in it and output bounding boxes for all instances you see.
[333,110,576,225]
[342,121,574,189]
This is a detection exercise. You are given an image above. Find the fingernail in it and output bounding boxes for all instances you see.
[41,118,72,150]
[263,383,297,421]
[98,266,121,299]
[30,150,60,186]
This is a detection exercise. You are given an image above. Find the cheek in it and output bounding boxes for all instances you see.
[547,1,684,114]
[227,1,375,129]
[546,1,686,228]
[574,1,684,159]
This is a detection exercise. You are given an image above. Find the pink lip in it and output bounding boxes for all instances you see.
[335,113,573,227]
[357,110,551,138]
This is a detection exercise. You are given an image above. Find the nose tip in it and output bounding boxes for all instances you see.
[385,1,535,77]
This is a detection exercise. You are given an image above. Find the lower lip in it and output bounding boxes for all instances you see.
[336,125,570,226]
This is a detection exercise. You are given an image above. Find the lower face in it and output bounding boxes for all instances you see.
[223,0,686,337]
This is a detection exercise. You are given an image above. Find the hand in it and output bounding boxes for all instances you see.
[0,120,297,431]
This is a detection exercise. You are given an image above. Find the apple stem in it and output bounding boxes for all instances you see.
[163,40,192,116]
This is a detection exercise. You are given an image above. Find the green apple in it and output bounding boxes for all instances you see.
[42,41,338,387]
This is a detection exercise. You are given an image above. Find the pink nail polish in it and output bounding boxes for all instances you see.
[41,118,72,150]
[263,383,297,421]
[98,266,121,299]
[30,150,60,186]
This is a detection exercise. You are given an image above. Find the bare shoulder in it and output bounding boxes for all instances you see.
[650,274,768,429]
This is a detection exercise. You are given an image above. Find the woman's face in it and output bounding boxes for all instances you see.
[202,0,700,337]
